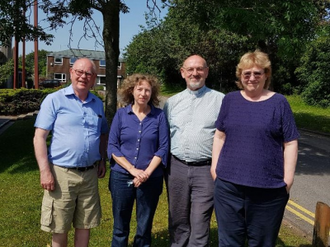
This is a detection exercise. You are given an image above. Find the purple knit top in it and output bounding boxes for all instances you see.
[215,91,299,188]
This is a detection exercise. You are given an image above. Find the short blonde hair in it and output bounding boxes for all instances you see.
[235,50,272,89]
[118,73,160,106]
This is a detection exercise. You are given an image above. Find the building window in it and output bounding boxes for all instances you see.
[54,57,63,64]
[100,59,106,67]
[54,73,66,82]
[118,62,121,69]
[70,57,78,65]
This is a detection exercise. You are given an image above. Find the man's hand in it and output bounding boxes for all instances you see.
[40,169,55,191]
[97,161,106,178]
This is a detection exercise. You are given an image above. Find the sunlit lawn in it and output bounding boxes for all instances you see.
[0,116,313,246]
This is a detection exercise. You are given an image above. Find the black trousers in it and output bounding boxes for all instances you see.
[214,178,289,247]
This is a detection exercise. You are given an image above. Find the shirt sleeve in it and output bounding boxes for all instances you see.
[100,108,108,134]
[154,111,170,167]
[281,98,300,142]
[215,94,229,132]
[34,94,57,130]
[107,110,125,163]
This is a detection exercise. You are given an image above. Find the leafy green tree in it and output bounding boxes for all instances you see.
[125,0,329,93]
[0,59,14,86]
[295,26,330,108]
[0,1,53,47]
[23,49,49,77]
[125,1,255,92]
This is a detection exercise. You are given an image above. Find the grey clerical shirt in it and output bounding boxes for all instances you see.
[163,86,225,162]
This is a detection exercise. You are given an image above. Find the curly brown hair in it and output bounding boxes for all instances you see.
[235,50,272,90]
[118,73,160,106]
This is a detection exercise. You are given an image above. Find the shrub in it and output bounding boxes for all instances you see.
[0,88,55,115]
[0,87,104,115]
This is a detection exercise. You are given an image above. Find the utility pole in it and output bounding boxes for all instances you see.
[34,0,39,89]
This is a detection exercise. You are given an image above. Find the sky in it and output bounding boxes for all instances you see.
[20,0,168,56]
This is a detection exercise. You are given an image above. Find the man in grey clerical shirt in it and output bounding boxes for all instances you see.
[163,55,225,247]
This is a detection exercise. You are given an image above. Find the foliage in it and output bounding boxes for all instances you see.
[22,50,50,77]
[125,0,327,93]
[0,117,314,246]
[0,87,104,115]
[0,88,55,115]
[0,59,14,85]
[125,4,254,92]
[0,0,53,45]
[295,26,330,108]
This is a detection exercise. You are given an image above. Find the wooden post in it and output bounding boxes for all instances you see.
[312,201,330,247]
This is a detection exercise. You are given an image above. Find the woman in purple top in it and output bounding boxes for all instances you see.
[211,50,299,247]
[107,74,169,247]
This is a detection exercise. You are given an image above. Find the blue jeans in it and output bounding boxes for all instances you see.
[214,178,289,247]
[109,170,163,247]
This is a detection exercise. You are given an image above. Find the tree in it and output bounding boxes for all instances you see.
[39,0,167,124]
[23,49,49,77]
[295,26,330,108]
[0,1,53,46]
[125,1,255,92]
[0,59,14,86]
[125,0,329,93]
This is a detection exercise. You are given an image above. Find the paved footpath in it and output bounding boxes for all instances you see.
[0,111,39,135]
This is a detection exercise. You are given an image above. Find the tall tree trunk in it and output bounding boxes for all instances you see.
[102,0,120,126]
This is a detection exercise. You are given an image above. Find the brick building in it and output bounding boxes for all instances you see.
[46,49,126,86]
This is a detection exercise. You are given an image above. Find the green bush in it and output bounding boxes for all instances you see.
[0,88,55,115]
[0,87,104,115]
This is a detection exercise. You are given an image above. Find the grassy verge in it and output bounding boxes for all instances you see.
[0,117,312,246]
[286,95,330,134]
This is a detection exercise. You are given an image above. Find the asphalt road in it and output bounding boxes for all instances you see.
[284,129,330,244]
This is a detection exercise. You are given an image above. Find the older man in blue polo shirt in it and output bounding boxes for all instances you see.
[33,58,108,247]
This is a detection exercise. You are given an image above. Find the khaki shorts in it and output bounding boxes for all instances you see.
[40,164,101,233]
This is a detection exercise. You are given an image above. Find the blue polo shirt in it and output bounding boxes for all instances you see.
[34,85,108,168]
[107,104,169,177]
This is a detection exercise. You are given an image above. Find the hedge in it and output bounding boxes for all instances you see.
[0,88,104,116]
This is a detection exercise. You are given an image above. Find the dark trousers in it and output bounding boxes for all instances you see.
[214,178,289,247]
[165,155,214,247]
[109,170,163,247]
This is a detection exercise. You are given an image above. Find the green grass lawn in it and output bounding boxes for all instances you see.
[286,95,330,134]
[0,116,314,246]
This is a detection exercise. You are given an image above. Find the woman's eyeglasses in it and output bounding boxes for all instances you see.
[242,71,264,79]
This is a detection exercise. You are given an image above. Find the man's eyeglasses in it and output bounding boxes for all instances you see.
[183,67,206,75]
[73,69,94,78]
[242,71,264,79]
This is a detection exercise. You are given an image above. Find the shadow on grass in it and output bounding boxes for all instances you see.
[0,117,38,174]
[146,228,312,247]
[128,227,219,247]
